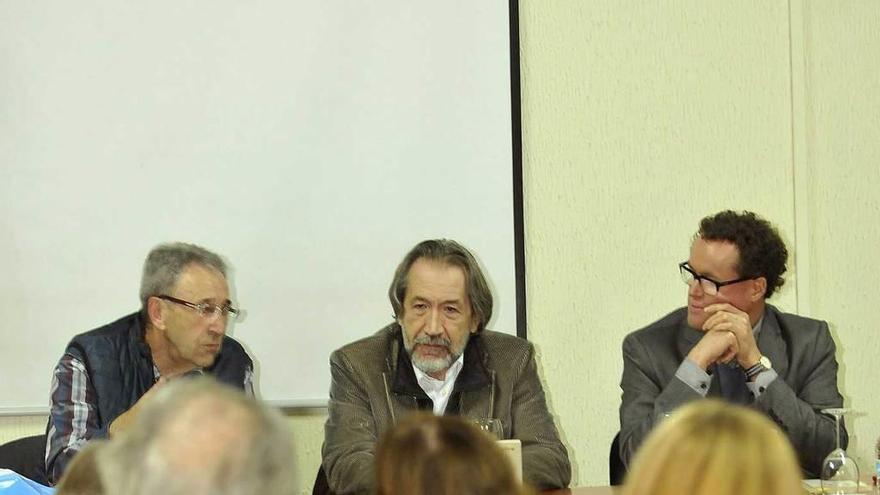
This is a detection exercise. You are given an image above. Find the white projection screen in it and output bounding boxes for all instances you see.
[0,1,524,412]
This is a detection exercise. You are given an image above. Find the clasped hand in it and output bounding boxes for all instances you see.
[688,303,761,371]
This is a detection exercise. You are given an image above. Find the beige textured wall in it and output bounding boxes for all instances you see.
[796,0,880,475]
[520,2,796,484]
[2,2,879,492]
[518,0,879,484]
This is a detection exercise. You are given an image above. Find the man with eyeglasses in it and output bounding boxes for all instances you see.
[619,210,844,478]
[45,242,253,485]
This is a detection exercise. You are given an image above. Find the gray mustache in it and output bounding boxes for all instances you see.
[413,335,451,347]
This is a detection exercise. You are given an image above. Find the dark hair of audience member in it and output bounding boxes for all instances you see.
[375,413,534,495]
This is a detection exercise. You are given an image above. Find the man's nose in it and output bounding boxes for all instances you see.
[424,309,443,336]
[206,316,226,336]
[687,279,704,297]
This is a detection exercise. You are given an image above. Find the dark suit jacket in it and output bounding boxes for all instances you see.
[619,304,844,477]
[322,323,571,494]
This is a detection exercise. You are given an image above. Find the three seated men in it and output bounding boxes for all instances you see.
[44,215,847,487]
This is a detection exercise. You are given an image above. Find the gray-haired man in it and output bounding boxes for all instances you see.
[321,239,570,494]
[46,243,253,484]
[96,377,295,495]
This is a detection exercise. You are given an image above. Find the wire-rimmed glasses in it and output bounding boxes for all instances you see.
[154,294,240,321]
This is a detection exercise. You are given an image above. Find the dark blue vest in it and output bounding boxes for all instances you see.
[65,311,252,429]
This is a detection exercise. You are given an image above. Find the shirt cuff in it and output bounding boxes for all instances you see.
[746,369,778,398]
[675,358,711,397]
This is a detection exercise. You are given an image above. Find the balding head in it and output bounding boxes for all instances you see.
[99,377,295,495]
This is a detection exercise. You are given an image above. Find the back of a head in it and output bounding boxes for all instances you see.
[375,413,531,495]
[55,441,106,495]
[622,400,802,495]
[98,377,296,495]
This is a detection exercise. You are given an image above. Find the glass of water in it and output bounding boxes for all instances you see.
[472,418,504,440]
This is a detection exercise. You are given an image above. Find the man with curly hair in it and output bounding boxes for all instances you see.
[619,210,844,478]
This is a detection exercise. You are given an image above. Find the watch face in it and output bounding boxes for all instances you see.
[760,355,772,369]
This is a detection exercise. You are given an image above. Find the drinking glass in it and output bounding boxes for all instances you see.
[820,408,860,494]
[472,418,504,440]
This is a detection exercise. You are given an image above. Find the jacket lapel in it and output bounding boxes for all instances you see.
[380,325,422,424]
[756,306,790,380]
[385,375,420,424]
[677,321,703,357]
[453,334,493,419]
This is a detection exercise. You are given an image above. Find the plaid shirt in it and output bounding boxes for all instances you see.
[45,354,254,484]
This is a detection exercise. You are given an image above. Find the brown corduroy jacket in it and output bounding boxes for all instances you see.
[321,323,571,494]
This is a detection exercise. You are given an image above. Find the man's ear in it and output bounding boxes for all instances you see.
[751,277,768,301]
[147,297,167,330]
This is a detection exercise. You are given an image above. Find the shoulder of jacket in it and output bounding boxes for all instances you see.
[767,304,820,323]
[765,304,827,338]
[480,329,529,346]
[219,335,252,362]
[478,330,533,362]
[68,312,142,354]
[332,323,398,360]
[626,307,687,342]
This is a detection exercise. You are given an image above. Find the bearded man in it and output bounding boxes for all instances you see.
[319,239,570,494]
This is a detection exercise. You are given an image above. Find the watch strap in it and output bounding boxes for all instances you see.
[745,362,767,380]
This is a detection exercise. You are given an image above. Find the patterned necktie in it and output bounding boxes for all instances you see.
[715,362,751,404]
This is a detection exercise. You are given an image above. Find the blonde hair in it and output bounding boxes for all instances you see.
[622,400,802,495]
[375,413,534,495]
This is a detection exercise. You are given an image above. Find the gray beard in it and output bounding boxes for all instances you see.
[401,324,470,375]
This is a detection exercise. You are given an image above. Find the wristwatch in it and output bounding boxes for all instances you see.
[745,355,772,380]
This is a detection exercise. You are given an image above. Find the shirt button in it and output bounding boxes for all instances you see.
[759,387,766,393]
[700,383,707,389]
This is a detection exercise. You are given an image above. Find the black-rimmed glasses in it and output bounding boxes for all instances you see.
[154,295,239,321]
[678,262,752,296]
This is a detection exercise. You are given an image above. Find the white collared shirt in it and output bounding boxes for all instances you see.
[412,354,465,415]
